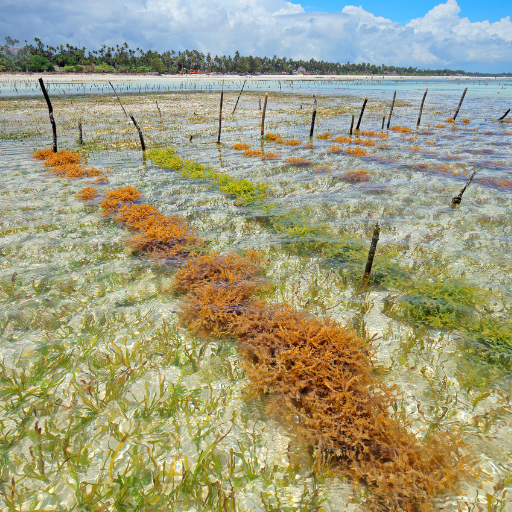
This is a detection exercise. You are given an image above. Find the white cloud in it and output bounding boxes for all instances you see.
[1,0,511,72]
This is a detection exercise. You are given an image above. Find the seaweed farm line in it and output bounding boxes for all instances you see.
[1,74,511,98]
[1,78,512,510]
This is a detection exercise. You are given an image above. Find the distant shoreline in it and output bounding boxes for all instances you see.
[0,72,508,82]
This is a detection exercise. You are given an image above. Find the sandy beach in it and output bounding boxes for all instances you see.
[0,72,503,83]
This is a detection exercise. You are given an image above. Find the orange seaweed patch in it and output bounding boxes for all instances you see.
[462,118,470,123]
[285,139,302,146]
[287,157,312,166]
[174,251,264,293]
[232,143,251,151]
[264,133,283,143]
[42,150,82,168]
[94,177,109,184]
[391,126,412,133]
[340,168,371,182]
[179,282,258,336]
[115,203,159,230]
[100,185,141,214]
[261,152,280,160]
[445,118,455,123]
[303,142,314,149]
[131,213,199,258]
[327,145,343,152]
[435,124,446,129]
[32,148,56,160]
[76,186,98,200]
[426,141,436,145]
[178,276,472,511]
[331,136,351,144]
[234,304,471,510]
[353,138,375,146]
[314,165,333,172]
[409,146,421,151]
[49,164,87,178]
[242,149,263,158]
[346,147,367,157]
[316,132,331,139]
[402,136,414,141]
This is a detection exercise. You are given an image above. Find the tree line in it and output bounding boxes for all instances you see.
[1,36,510,76]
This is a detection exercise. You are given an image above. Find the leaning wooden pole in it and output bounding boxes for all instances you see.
[349,114,355,136]
[217,90,224,144]
[453,87,468,120]
[355,97,367,132]
[109,81,129,118]
[498,109,510,121]
[361,222,380,288]
[232,79,246,115]
[38,78,57,152]
[78,121,83,145]
[130,114,146,152]
[416,88,428,128]
[261,93,268,137]
[386,91,396,129]
[309,95,317,138]
[451,171,476,206]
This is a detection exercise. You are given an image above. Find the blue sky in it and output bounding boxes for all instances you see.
[302,0,510,23]
[1,0,511,72]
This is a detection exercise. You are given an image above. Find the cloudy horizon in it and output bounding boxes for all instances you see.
[1,0,511,73]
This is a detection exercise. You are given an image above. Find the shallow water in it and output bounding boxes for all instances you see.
[1,79,512,510]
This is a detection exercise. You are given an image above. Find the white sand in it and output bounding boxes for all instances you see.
[0,72,500,83]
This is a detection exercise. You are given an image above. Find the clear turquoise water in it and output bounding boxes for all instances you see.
[1,78,512,510]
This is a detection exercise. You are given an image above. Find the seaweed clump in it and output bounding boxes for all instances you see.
[174,251,264,294]
[340,169,371,182]
[100,186,141,214]
[76,186,98,200]
[264,133,283,143]
[115,203,159,230]
[288,157,312,166]
[32,149,109,179]
[175,252,473,511]
[131,213,198,259]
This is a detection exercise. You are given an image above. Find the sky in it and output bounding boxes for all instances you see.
[1,0,511,72]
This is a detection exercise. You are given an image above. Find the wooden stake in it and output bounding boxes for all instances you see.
[38,78,57,152]
[361,222,380,287]
[109,81,129,118]
[261,93,268,137]
[355,97,367,132]
[130,114,146,152]
[78,121,83,145]
[349,114,355,136]
[381,116,385,130]
[387,91,396,129]
[453,87,468,120]
[232,79,246,115]
[155,100,162,118]
[451,171,476,206]
[309,95,317,138]
[217,90,223,144]
[498,109,510,121]
[416,88,428,128]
